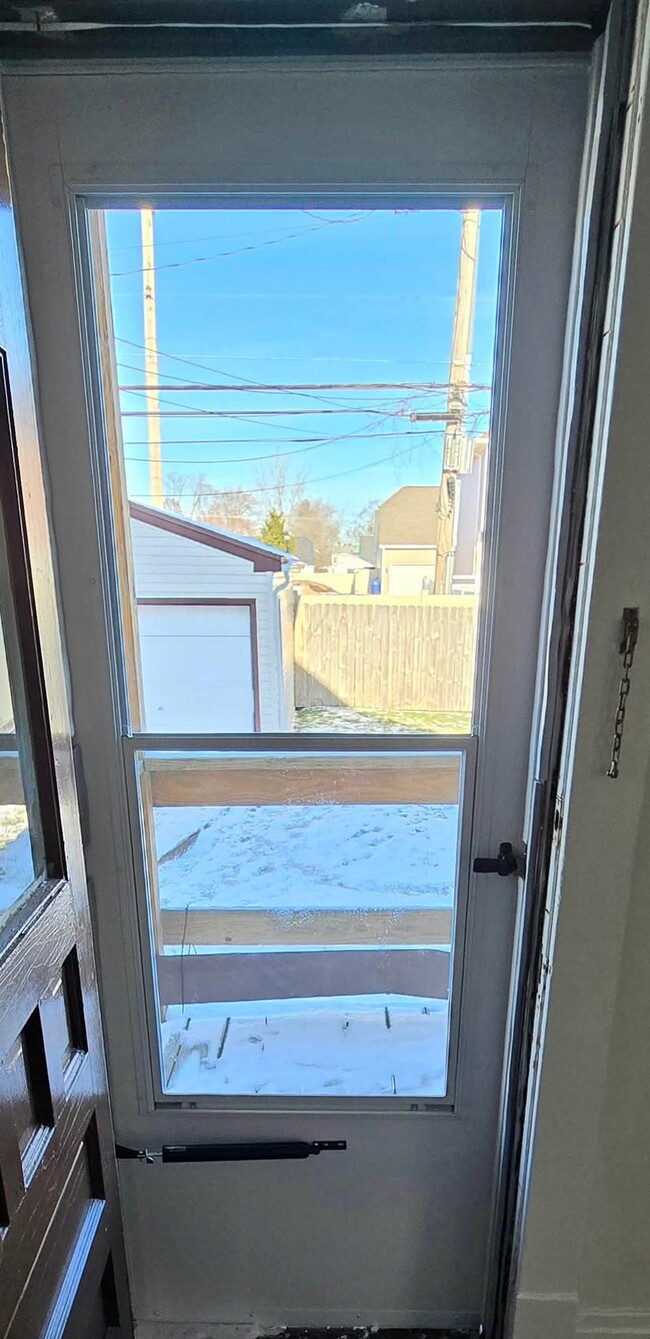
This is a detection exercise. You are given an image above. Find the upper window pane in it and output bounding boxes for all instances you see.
[92,203,503,734]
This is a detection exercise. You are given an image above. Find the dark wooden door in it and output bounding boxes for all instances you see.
[0,292,131,1336]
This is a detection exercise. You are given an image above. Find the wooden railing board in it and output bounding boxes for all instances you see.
[146,753,461,808]
[160,906,453,948]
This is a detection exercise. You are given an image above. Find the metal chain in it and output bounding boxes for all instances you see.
[607,606,640,779]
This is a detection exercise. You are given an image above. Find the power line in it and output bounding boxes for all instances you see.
[123,426,448,467]
[109,220,328,252]
[115,335,492,404]
[120,430,452,447]
[134,351,496,367]
[121,416,488,451]
[121,406,423,418]
[116,358,422,414]
[119,380,481,395]
[131,433,439,501]
[118,376,459,420]
[110,213,371,278]
[118,383,342,429]
[116,343,449,418]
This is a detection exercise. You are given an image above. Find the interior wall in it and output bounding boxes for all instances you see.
[576,748,650,1329]
[513,10,650,1338]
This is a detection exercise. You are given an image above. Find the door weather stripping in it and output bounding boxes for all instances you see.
[116,1140,346,1164]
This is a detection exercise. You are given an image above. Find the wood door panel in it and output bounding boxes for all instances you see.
[0,884,75,1062]
[0,126,131,1338]
[0,887,111,1334]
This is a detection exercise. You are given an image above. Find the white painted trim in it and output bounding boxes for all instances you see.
[511,0,650,1327]
[577,1311,650,1337]
[514,1292,578,1339]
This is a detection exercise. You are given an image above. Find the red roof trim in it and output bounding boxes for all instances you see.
[129,501,283,573]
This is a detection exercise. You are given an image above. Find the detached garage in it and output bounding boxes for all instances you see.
[129,502,295,732]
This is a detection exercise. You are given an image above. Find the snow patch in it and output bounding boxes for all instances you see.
[155,804,458,914]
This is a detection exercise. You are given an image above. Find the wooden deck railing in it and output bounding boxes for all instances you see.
[141,751,460,1006]
[145,751,460,808]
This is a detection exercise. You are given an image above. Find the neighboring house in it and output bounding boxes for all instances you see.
[330,551,375,573]
[129,502,295,733]
[372,445,487,595]
[373,485,440,595]
[450,433,488,595]
[328,551,376,594]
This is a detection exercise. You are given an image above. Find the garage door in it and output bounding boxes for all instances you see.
[387,564,437,595]
[137,602,256,732]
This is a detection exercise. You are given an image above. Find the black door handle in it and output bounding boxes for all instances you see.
[473,841,520,876]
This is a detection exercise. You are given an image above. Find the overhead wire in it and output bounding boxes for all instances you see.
[122,426,451,468]
[109,220,334,252]
[115,358,437,413]
[120,427,472,448]
[130,431,452,502]
[118,377,453,421]
[113,334,487,396]
[110,212,372,278]
[120,406,489,467]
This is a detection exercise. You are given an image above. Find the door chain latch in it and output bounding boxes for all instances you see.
[473,841,521,877]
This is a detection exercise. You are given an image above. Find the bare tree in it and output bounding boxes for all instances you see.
[290,496,342,568]
[255,458,306,517]
[163,473,257,535]
[343,497,381,551]
[163,472,207,517]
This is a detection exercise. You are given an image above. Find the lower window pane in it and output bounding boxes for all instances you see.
[137,750,463,1098]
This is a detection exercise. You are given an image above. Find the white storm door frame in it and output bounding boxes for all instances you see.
[0,57,589,1331]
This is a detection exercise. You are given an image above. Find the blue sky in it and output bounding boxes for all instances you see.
[106,206,502,528]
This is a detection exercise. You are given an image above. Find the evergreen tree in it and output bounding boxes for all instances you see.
[260,508,295,552]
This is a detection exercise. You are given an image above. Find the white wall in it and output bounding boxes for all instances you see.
[130,518,284,731]
[576,757,650,1334]
[514,14,650,1338]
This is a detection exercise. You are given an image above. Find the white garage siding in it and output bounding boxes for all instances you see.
[130,517,286,730]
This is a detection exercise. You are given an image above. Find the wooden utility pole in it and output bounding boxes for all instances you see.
[435,208,480,593]
[141,207,164,508]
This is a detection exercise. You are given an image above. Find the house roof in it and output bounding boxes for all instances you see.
[376,486,440,548]
[129,501,296,573]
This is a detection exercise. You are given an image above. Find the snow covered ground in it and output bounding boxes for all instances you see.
[162,994,450,1097]
[156,803,457,1097]
[155,803,459,914]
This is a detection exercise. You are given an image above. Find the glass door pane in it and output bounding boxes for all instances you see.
[0,383,46,942]
[0,615,40,933]
[133,747,467,1099]
[91,202,503,737]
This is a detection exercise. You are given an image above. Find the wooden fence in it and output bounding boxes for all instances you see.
[293,594,477,713]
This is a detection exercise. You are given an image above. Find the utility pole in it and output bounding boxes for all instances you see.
[435,208,480,594]
[141,207,164,508]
